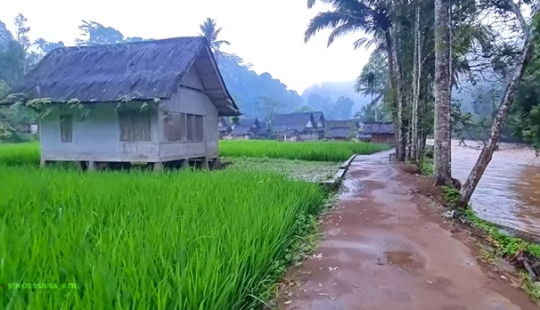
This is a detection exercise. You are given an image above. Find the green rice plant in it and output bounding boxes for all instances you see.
[219,140,389,162]
[0,166,326,309]
[0,142,40,166]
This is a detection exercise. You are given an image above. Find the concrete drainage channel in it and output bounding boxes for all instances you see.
[319,154,357,191]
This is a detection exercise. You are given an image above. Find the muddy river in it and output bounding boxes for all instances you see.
[427,139,540,239]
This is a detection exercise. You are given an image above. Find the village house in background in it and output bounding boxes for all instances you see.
[222,112,396,144]
[270,112,325,141]
[218,117,232,138]
[361,121,395,144]
[311,111,326,130]
[226,118,261,140]
[326,119,360,141]
[4,37,240,170]
[217,112,393,145]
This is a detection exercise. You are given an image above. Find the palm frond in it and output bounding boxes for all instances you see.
[214,27,223,41]
[304,11,366,43]
[308,0,375,12]
[353,36,384,50]
[328,23,364,46]
[214,40,231,46]
[305,0,392,50]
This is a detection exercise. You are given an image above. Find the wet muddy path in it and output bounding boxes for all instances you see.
[279,151,535,310]
[442,140,540,239]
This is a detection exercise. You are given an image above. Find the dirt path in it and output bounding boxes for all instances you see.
[279,151,536,310]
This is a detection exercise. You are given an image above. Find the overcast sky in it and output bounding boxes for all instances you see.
[1,0,371,93]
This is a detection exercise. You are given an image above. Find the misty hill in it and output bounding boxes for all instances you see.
[302,81,372,112]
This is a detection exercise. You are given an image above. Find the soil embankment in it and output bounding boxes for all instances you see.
[279,151,536,310]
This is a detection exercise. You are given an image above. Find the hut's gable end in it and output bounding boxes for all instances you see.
[40,103,160,162]
[180,65,205,90]
[157,66,219,161]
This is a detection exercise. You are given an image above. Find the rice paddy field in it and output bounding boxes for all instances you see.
[0,140,389,167]
[0,166,326,309]
[0,139,388,309]
[219,140,390,162]
[0,142,40,166]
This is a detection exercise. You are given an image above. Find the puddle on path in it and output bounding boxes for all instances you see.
[384,250,422,270]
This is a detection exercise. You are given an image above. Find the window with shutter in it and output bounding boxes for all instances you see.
[119,111,151,142]
[60,115,73,143]
[163,112,204,142]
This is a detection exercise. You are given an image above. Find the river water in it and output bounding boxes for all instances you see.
[427,139,540,240]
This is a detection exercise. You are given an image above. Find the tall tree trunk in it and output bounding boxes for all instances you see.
[390,27,407,162]
[447,0,453,172]
[374,96,379,121]
[433,0,452,185]
[416,96,427,162]
[456,6,535,208]
[411,5,422,162]
[385,31,400,157]
[407,120,412,161]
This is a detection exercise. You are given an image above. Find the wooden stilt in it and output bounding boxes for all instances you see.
[78,161,88,171]
[87,161,96,171]
[180,159,189,169]
[210,158,220,170]
[153,162,164,172]
[201,157,209,170]
[40,158,48,168]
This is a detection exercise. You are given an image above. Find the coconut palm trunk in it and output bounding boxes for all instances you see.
[385,30,401,157]
[433,0,453,185]
[411,5,422,162]
[389,28,407,162]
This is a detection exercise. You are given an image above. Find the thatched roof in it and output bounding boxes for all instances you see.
[327,128,352,139]
[256,120,268,137]
[282,129,300,136]
[6,37,240,116]
[363,122,394,134]
[271,113,314,133]
[311,111,325,127]
[230,118,259,136]
[326,119,359,130]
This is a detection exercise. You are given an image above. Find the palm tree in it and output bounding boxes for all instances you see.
[354,101,383,122]
[304,0,392,52]
[199,18,230,57]
[304,0,407,158]
[356,72,384,121]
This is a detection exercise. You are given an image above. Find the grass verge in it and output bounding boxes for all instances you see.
[0,166,329,309]
[433,184,540,300]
